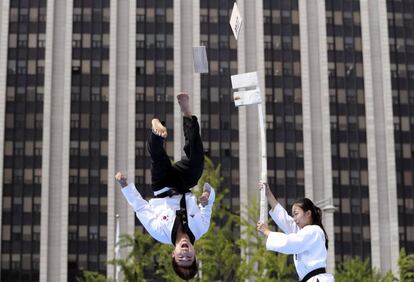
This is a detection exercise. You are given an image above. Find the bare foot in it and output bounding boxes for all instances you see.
[177,92,192,117]
[151,118,167,138]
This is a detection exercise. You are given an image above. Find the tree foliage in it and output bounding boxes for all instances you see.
[190,157,241,281]
[335,256,386,282]
[109,229,159,281]
[333,249,414,282]
[77,271,107,282]
[236,198,295,282]
[399,248,414,282]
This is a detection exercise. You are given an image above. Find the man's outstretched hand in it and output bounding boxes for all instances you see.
[199,182,212,207]
[115,172,128,188]
[199,192,209,207]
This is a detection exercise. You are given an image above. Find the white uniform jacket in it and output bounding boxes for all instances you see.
[267,203,333,281]
[121,183,215,245]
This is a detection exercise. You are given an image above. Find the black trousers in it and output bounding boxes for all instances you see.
[147,116,204,197]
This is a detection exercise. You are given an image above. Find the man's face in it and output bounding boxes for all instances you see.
[172,238,195,267]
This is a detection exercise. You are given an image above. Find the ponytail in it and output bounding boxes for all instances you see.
[293,198,329,250]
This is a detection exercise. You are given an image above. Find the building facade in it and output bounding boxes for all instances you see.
[0,0,411,281]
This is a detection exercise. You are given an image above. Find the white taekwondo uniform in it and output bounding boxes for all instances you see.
[121,183,215,244]
[266,203,335,282]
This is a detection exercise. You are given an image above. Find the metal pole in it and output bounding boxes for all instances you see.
[258,103,268,222]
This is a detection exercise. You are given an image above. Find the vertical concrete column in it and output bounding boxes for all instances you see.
[376,0,399,273]
[300,0,334,271]
[107,0,137,279]
[244,0,264,198]
[360,0,399,274]
[106,0,117,279]
[173,0,182,160]
[255,0,266,183]
[56,1,73,277]
[39,0,55,279]
[0,0,10,266]
[236,0,249,232]
[237,0,266,234]
[316,0,334,272]
[57,1,73,278]
[359,0,381,272]
[126,0,137,236]
[192,0,201,119]
[298,0,314,199]
[174,0,200,161]
[254,1,265,96]
[39,0,73,280]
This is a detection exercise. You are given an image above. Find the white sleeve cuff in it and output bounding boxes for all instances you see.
[266,232,287,252]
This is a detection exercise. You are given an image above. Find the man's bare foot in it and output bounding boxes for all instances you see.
[151,118,167,138]
[177,92,192,117]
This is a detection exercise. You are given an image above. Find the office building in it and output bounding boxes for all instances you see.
[0,0,411,281]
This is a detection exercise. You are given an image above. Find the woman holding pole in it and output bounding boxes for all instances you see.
[256,182,334,282]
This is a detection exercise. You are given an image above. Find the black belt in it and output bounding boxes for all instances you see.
[300,267,326,282]
[155,189,179,198]
[155,187,190,198]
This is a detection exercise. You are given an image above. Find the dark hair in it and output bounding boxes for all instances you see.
[172,257,198,280]
[293,198,329,250]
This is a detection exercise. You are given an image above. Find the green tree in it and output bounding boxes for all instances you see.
[150,243,182,282]
[108,229,181,282]
[108,229,160,281]
[399,248,414,282]
[192,157,241,281]
[236,198,295,282]
[334,249,414,282]
[77,271,107,282]
[335,257,383,282]
[382,271,398,282]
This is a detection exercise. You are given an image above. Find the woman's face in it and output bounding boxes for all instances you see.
[292,204,313,228]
